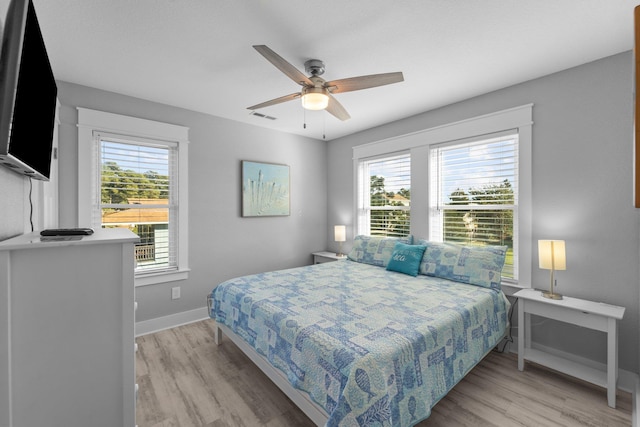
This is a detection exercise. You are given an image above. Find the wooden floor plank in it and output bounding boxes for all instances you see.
[136,320,632,427]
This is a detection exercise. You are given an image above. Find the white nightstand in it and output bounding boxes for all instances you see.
[312,251,346,264]
[515,288,625,408]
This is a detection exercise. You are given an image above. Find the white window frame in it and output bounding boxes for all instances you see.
[353,104,532,291]
[356,151,411,237]
[428,131,519,281]
[77,108,190,286]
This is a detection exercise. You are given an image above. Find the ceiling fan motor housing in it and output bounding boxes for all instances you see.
[302,85,327,96]
[304,59,325,76]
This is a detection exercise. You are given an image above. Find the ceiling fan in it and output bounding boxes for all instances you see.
[247,45,404,121]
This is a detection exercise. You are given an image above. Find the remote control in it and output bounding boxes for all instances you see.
[40,228,94,236]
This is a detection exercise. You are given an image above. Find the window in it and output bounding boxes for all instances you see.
[429,132,518,279]
[78,108,189,286]
[98,135,176,272]
[353,104,532,287]
[356,153,411,237]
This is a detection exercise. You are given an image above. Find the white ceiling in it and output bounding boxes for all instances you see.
[18,0,640,141]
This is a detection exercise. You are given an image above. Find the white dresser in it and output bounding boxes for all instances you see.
[0,228,139,427]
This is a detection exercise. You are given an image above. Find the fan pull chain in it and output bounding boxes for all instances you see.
[323,112,326,140]
[303,108,306,129]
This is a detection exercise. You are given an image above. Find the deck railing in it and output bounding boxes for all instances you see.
[135,244,155,262]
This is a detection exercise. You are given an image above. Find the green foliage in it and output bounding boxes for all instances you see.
[101,162,169,206]
[370,175,410,237]
[370,175,387,207]
[397,188,410,199]
[443,179,515,278]
[368,175,515,278]
[443,179,514,247]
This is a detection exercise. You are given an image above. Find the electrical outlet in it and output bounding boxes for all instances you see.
[171,287,180,300]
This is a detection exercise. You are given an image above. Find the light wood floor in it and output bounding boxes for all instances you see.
[135,319,632,427]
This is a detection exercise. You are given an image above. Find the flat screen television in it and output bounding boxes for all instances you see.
[0,0,57,181]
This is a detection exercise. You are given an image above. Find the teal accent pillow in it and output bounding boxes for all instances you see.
[386,242,426,276]
[347,235,413,267]
[417,240,507,290]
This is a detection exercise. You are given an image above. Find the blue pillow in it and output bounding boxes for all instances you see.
[386,242,426,276]
[417,240,507,290]
[347,235,413,267]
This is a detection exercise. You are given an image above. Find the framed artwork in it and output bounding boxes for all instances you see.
[242,160,290,217]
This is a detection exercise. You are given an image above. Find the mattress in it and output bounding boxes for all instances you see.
[210,259,509,426]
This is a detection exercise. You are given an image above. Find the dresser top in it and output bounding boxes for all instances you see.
[0,228,139,251]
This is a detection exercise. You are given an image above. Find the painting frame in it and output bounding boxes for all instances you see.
[241,160,290,217]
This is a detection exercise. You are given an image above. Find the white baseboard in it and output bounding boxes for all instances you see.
[135,306,209,337]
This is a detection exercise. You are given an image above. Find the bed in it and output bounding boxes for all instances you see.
[208,236,510,427]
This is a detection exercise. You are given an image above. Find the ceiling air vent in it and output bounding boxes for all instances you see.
[249,111,277,121]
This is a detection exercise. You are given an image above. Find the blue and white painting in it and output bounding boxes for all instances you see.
[242,160,290,216]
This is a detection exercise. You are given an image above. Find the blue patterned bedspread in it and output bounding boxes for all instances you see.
[210,259,509,427]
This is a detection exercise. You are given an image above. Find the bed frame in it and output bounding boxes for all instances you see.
[215,323,329,426]
[215,322,502,427]
[208,259,511,427]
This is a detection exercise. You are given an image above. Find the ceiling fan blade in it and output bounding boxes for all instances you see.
[247,92,300,110]
[325,93,351,121]
[253,45,314,86]
[326,71,404,94]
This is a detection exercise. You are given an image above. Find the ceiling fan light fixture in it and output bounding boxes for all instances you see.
[301,87,329,110]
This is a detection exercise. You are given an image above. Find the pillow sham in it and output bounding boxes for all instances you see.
[347,234,413,267]
[417,239,507,290]
[386,242,426,276]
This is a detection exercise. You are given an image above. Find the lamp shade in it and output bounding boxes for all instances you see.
[538,240,566,271]
[301,87,329,110]
[334,225,346,242]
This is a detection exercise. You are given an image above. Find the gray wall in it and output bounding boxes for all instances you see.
[55,82,328,322]
[0,0,20,241]
[1,47,637,373]
[327,51,640,373]
[0,168,26,241]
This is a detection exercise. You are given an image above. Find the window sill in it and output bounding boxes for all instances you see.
[135,268,190,287]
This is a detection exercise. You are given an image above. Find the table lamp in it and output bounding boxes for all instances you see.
[334,225,346,257]
[538,239,566,300]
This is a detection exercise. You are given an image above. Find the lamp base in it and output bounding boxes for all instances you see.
[542,291,563,300]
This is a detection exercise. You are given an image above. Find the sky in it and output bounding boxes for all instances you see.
[368,135,517,201]
[101,140,169,175]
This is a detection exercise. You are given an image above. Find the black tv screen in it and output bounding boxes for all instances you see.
[0,0,57,181]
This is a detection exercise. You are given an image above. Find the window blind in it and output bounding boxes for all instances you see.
[94,132,178,273]
[430,131,518,279]
[357,152,411,237]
